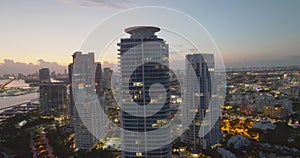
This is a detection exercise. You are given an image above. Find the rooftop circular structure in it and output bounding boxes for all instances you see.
[125,26,160,39]
[125,26,160,34]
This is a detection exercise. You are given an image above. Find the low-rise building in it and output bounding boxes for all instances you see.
[252,119,276,130]
[239,103,257,116]
[227,135,249,149]
[263,105,287,118]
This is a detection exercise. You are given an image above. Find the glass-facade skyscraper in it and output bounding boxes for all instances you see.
[118,26,172,158]
[69,52,103,150]
[182,53,221,150]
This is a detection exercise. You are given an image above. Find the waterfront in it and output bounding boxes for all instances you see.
[0,79,38,108]
[0,93,38,110]
[0,79,30,88]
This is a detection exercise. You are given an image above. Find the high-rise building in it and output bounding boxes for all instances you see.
[69,51,104,150]
[103,67,113,90]
[95,63,104,97]
[39,83,68,118]
[118,26,172,158]
[39,68,50,84]
[182,53,221,150]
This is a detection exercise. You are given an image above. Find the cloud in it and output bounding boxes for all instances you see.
[59,0,142,10]
[0,59,67,75]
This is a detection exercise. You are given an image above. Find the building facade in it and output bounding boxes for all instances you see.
[39,68,50,84]
[103,67,113,90]
[118,26,172,158]
[39,83,68,118]
[263,105,287,118]
[182,53,222,150]
[69,51,104,150]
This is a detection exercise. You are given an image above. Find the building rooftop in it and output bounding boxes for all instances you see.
[125,26,160,38]
[252,119,276,130]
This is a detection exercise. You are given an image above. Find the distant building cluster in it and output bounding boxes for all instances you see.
[227,70,296,118]
[236,94,292,118]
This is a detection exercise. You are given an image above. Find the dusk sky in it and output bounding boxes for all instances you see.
[1,0,300,74]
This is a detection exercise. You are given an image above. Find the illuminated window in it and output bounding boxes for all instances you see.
[195,120,201,126]
[133,82,143,87]
[152,124,159,128]
[195,93,203,96]
[151,98,159,103]
[157,119,167,124]
[208,68,215,72]
[136,140,141,144]
[136,152,142,156]
[78,83,85,89]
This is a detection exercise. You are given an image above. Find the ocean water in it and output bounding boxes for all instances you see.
[0,93,38,109]
[0,79,38,109]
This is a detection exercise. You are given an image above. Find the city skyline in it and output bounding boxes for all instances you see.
[1,0,300,72]
[1,1,300,158]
